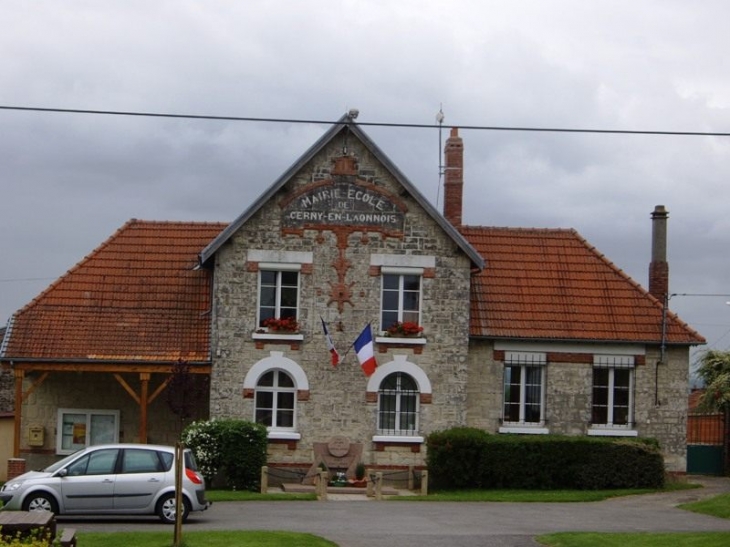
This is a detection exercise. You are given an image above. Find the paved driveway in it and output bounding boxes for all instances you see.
[57,477,730,547]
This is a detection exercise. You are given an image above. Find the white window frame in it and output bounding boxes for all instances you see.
[254,369,297,433]
[56,408,120,455]
[380,267,423,333]
[499,352,548,434]
[243,352,307,441]
[257,263,301,329]
[589,356,636,436]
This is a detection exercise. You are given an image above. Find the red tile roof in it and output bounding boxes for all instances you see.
[461,226,704,344]
[2,220,227,363]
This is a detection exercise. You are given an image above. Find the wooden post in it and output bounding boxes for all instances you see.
[260,466,268,494]
[366,472,374,497]
[375,471,383,500]
[420,470,429,496]
[13,369,24,458]
[173,443,183,546]
[139,373,150,444]
[408,465,414,490]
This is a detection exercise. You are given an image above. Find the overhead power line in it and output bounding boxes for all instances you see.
[1,105,729,137]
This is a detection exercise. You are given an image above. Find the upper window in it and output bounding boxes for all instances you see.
[592,367,633,428]
[500,352,546,432]
[381,273,421,331]
[377,372,419,436]
[255,370,296,430]
[259,269,300,328]
[57,408,119,455]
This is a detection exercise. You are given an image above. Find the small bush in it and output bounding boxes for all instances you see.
[426,429,665,490]
[182,418,268,491]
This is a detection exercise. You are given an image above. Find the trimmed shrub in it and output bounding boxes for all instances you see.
[426,429,665,490]
[182,418,268,491]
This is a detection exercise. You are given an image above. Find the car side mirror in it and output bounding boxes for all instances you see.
[57,468,68,478]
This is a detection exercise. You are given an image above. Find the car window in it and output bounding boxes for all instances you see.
[158,451,174,471]
[122,449,163,474]
[66,449,119,476]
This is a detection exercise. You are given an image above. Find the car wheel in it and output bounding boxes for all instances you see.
[157,493,190,524]
[22,492,58,514]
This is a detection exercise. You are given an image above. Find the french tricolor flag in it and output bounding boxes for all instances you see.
[321,317,340,367]
[354,324,377,377]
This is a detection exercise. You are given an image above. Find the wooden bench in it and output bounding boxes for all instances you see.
[59,527,77,547]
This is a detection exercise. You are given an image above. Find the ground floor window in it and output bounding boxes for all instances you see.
[592,366,633,427]
[378,372,419,435]
[57,408,119,455]
[255,369,296,430]
[501,351,546,428]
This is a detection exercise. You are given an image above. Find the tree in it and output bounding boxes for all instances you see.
[166,359,209,431]
[696,350,730,412]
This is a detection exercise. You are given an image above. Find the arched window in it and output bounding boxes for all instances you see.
[255,370,296,430]
[378,372,419,435]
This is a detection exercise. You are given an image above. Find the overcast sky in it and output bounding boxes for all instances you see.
[2,1,729,369]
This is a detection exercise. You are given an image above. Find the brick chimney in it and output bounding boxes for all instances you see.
[649,205,669,302]
[443,127,463,227]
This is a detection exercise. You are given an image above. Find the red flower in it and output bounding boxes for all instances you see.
[263,317,299,332]
[386,321,424,337]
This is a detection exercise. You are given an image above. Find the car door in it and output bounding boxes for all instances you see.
[113,448,167,511]
[59,448,119,512]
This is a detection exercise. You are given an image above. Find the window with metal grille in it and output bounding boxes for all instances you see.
[377,372,419,435]
[380,273,421,331]
[259,270,299,327]
[592,367,633,427]
[503,364,545,425]
[255,370,296,430]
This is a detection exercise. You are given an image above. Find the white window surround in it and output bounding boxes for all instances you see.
[243,352,308,441]
[368,356,430,444]
[591,355,635,434]
[366,355,432,395]
[500,352,547,434]
[587,427,638,437]
[247,250,313,264]
[243,352,309,391]
[499,426,550,435]
[56,408,120,455]
[370,254,435,269]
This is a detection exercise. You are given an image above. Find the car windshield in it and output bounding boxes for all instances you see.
[43,449,85,473]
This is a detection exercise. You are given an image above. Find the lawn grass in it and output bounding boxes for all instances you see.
[389,480,699,503]
[78,530,336,547]
[679,491,730,519]
[536,532,730,547]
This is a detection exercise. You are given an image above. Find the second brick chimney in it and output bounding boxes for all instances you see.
[649,205,669,303]
[443,127,464,227]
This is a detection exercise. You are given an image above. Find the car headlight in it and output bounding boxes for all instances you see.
[3,482,24,492]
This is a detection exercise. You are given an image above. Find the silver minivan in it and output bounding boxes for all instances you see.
[0,444,210,523]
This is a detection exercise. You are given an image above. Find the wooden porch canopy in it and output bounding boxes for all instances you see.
[5,360,211,458]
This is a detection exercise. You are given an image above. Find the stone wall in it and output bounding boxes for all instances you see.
[466,340,690,472]
[209,133,473,469]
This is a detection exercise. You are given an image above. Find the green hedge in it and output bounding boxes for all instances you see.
[182,418,268,491]
[427,428,665,490]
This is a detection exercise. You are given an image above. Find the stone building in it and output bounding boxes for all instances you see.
[0,113,704,476]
